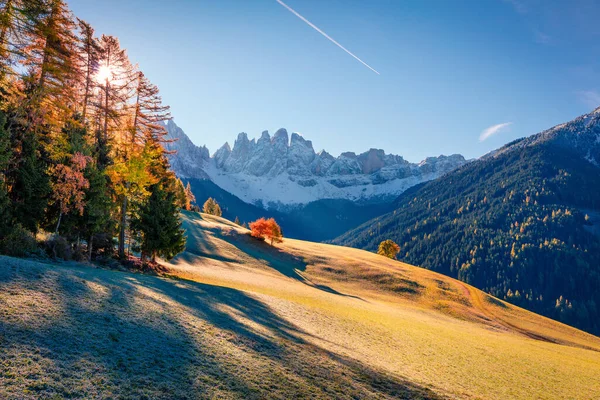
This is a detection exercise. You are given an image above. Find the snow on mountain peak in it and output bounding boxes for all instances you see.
[164,121,468,209]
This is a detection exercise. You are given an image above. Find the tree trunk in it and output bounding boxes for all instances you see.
[88,235,93,261]
[118,195,127,259]
[0,0,13,56]
[103,81,109,141]
[55,211,62,234]
[102,46,111,141]
[82,53,91,122]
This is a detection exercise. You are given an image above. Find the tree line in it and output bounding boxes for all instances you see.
[335,143,600,335]
[0,0,192,262]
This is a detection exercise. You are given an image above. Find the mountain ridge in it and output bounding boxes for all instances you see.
[333,107,600,335]
[164,120,468,210]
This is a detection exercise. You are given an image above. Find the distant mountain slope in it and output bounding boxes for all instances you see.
[186,178,393,242]
[164,120,467,210]
[334,108,600,335]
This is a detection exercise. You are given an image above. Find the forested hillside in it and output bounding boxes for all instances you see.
[335,140,600,334]
[0,0,188,262]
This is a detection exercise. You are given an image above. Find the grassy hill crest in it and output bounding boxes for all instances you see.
[1,211,599,399]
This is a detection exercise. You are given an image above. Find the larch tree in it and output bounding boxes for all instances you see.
[131,71,171,145]
[95,34,136,259]
[21,0,78,132]
[50,151,91,233]
[0,0,34,80]
[203,197,222,216]
[111,70,171,259]
[377,239,400,259]
[0,0,187,263]
[75,18,100,123]
[249,217,283,245]
[184,182,195,211]
[95,34,135,144]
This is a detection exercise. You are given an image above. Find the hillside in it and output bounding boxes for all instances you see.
[334,110,600,335]
[186,178,393,242]
[2,211,599,399]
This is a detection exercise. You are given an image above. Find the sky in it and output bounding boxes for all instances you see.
[69,0,600,162]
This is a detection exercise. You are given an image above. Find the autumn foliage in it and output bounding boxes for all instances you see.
[0,1,186,262]
[249,218,283,245]
[378,239,400,259]
[50,152,92,233]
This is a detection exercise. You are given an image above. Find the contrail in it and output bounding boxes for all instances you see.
[276,0,380,75]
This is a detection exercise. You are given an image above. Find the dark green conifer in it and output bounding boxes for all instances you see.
[132,182,186,262]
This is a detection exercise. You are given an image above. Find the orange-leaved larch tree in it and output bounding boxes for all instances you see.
[249,217,283,245]
[51,152,92,234]
[378,239,400,259]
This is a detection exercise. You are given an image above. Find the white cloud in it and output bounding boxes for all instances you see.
[479,122,512,142]
[576,90,600,109]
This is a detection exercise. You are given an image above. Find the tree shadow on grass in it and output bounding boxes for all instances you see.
[178,214,364,301]
[0,258,443,399]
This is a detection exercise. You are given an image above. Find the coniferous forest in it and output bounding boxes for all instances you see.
[0,0,188,263]
[335,142,600,335]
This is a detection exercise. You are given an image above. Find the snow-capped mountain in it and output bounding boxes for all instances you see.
[164,120,468,210]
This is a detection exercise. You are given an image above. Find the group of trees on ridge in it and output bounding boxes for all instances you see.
[200,197,284,246]
[202,197,222,217]
[336,143,600,334]
[0,0,195,262]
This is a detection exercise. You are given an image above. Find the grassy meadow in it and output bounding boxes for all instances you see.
[1,211,599,399]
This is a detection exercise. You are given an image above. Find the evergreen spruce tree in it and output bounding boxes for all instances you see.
[9,128,49,233]
[132,181,185,262]
[0,110,12,237]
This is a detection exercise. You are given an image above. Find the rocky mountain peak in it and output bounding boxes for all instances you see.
[258,130,271,144]
[273,128,289,144]
[165,122,469,208]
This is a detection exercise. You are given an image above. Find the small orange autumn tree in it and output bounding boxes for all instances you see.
[378,239,400,259]
[249,218,283,245]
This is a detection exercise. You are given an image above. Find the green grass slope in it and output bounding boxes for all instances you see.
[1,211,599,399]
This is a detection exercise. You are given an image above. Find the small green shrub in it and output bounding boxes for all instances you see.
[0,224,38,257]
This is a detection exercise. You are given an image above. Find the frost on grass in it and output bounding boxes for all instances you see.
[0,256,440,399]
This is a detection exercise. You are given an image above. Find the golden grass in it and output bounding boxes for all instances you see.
[167,212,600,399]
[1,211,599,399]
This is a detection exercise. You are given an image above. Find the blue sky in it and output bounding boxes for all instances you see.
[69,0,600,162]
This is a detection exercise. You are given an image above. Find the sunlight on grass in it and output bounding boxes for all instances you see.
[1,213,599,399]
